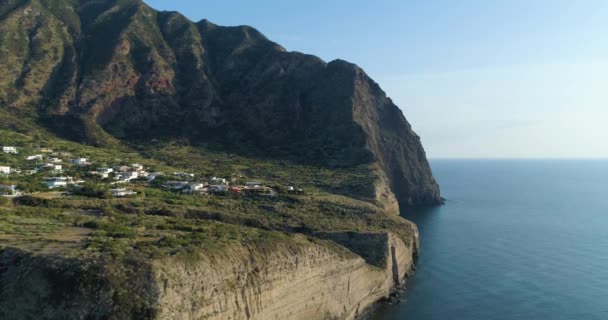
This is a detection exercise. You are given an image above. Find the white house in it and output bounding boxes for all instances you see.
[190,183,205,191]
[115,171,139,182]
[110,188,137,197]
[98,168,114,174]
[131,163,144,171]
[0,184,17,195]
[93,168,113,179]
[183,183,206,194]
[41,163,62,172]
[183,183,204,193]
[2,146,18,154]
[126,171,139,180]
[38,147,53,153]
[90,171,109,179]
[26,155,43,161]
[45,177,71,189]
[147,172,164,182]
[0,166,11,174]
[71,158,89,166]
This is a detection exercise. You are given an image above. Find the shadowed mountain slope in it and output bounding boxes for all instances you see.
[0,0,440,206]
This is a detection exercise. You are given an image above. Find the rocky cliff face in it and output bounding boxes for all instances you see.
[0,0,440,207]
[0,231,418,320]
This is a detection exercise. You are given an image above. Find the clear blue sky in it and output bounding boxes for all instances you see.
[144,0,608,158]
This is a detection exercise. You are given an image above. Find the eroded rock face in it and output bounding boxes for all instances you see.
[0,0,440,207]
[0,231,417,320]
[154,232,417,320]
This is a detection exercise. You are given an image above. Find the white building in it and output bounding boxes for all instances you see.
[26,155,43,161]
[147,172,164,182]
[131,163,144,171]
[0,184,17,195]
[41,163,62,172]
[98,168,114,174]
[115,171,139,182]
[2,146,18,154]
[110,188,137,197]
[0,166,11,174]
[49,157,62,163]
[190,183,205,191]
[90,171,109,179]
[71,158,89,166]
[45,177,71,189]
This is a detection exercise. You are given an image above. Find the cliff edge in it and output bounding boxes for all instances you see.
[0,231,418,320]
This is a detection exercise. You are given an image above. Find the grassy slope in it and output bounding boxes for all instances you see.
[0,125,415,263]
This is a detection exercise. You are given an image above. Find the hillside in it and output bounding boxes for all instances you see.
[0,0,440,319]
[0,0,440,207]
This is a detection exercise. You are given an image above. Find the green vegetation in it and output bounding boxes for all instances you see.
[0,78,417,289]
[0,127,414,263]
[0,199,299,259]
[140,142,378,201]
[71,182,110,198]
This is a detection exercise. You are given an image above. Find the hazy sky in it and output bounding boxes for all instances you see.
[144,0,608,158]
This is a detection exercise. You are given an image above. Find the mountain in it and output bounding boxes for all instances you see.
[0,1,445,319]
[0,0,440,207]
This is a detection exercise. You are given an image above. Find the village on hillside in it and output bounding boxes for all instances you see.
[0,145,304,198]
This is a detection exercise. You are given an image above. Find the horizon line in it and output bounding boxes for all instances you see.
[429,157,608,160]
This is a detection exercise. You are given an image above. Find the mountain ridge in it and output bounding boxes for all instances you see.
[0,0,440,207]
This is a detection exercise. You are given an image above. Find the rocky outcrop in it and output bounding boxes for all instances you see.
[155,232,417,320]
[0,0,440,207]
[0,231,418,320]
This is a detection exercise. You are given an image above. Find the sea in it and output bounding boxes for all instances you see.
[372,159,608,320]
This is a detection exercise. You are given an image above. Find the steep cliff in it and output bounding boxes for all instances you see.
[0,0,440,207]
[0,1,439,318]
[0,231,418,320]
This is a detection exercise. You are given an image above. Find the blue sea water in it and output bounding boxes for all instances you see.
[373,159,608,320]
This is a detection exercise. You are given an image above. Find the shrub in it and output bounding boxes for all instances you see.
[72,182,110,199]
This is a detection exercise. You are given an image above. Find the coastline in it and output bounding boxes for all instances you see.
[356,262,416,320]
